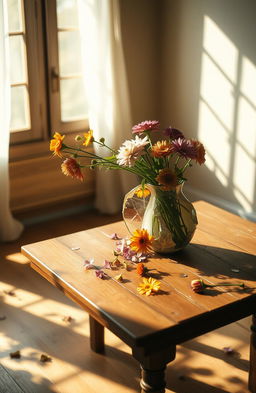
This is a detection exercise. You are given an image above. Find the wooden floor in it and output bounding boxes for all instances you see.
[0,209,252,393]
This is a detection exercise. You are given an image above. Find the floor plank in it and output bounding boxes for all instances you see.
[0,209,252,393]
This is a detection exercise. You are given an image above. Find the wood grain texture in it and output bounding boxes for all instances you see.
[0,364,24,393]
[1,205,253,393]
[22,201,256,350]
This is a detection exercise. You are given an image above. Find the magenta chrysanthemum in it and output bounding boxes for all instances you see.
[164,127,184,140]
[132,120,160,134]
[171,138,198,159]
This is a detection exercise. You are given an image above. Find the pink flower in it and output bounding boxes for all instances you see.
[83,259,95,270]
[191,279,206,293]
[61,158,83,181]
[109,233,121,240]
[132,120,160,134]
[164,127,184,140]
[103,260,113,269]
[115,238,150,262]
[171,138,197,159]
[95,270,107,279]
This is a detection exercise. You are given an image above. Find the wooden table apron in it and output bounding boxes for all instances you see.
[21,201,256,393]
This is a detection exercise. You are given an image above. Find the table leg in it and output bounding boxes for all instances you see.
[89,315,105,353]
[133,346,176,393]
[249,314,256,392]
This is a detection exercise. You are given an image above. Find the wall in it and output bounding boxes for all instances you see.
[161,0,256,220]
[120,0,162,124]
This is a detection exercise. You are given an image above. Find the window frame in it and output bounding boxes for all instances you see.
[10,0,48,144]
[45,0,89,136]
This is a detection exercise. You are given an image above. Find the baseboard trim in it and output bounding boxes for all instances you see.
[186,185,256,222]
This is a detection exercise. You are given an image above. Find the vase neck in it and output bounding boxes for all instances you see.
[146,183,184,194]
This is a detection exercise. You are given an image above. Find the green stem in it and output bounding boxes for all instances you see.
[206,283,245,288]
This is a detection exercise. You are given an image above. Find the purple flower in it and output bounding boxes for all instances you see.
[132,120,160,134]
[103,260,113,269]
[115,238,150,262]
[109,233,122,240]
[164,127,184,140]
[171,138,198,159]
[95,270,107,279]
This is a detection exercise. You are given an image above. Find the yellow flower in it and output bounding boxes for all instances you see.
[151,140,172,157]
[130,228,154,254]
[114,273,124,282]
[50,132,65,157]
[83,130,94,147]
[137,277,160,296]
[156,168,178,191]
[135,187,151,198]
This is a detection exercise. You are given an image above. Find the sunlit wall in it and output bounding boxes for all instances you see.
[161,0,256,218]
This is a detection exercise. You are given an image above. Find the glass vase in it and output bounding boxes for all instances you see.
[122,183,198,254]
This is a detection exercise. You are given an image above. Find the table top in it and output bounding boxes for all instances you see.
[22,201,256,350]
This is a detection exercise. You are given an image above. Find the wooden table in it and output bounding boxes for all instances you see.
[21,201,256,393]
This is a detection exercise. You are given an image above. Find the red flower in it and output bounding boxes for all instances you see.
[61,158,83,181]
[191,140,206,165]
[164,127,184,140]
[190,279,206,293]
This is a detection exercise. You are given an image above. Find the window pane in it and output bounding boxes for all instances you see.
[60,78,87,121]
[9,35,26,84]
[7,0,23,32]
[58,31,82,75]
[10,86,30,131]
[57,0,79,28]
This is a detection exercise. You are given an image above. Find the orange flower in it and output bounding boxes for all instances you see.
[50,132,65,157]
[191,140,206,165]
[151,140,172,157]
[136,263,147,276]
[137,277,160,296]
[156,168,178,191]
[130,229,154,254]
[135,187,151,198]
[83,130,94,147]
[61,158,84,181]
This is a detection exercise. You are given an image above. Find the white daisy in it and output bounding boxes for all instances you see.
[116,135,149,167]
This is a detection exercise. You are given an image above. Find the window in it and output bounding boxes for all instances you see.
[7,0,89,145]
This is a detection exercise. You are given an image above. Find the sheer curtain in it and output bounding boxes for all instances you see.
[0,1,23,241]
[78,0,138,214]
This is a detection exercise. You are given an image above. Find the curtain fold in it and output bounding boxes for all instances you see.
[78,0,138,214]
[0,0,24,241]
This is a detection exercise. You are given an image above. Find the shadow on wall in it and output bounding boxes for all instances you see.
[162,0,256,220]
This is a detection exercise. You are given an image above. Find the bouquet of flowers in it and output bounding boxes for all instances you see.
[50,120,205,186]
[50,120,205,252]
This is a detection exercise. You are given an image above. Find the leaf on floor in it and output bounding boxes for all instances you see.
[9,350,21,359]
[4,289,16,296]
[223,346,234,355]
[62,315,73,322]
[40,354,52,363]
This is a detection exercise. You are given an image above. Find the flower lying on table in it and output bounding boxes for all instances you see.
[137,277,161,296]
[136,263,149,276]
[191,279,245,293]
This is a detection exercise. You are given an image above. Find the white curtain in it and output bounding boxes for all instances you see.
[78,0,138,214]
[0,1,23,241]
